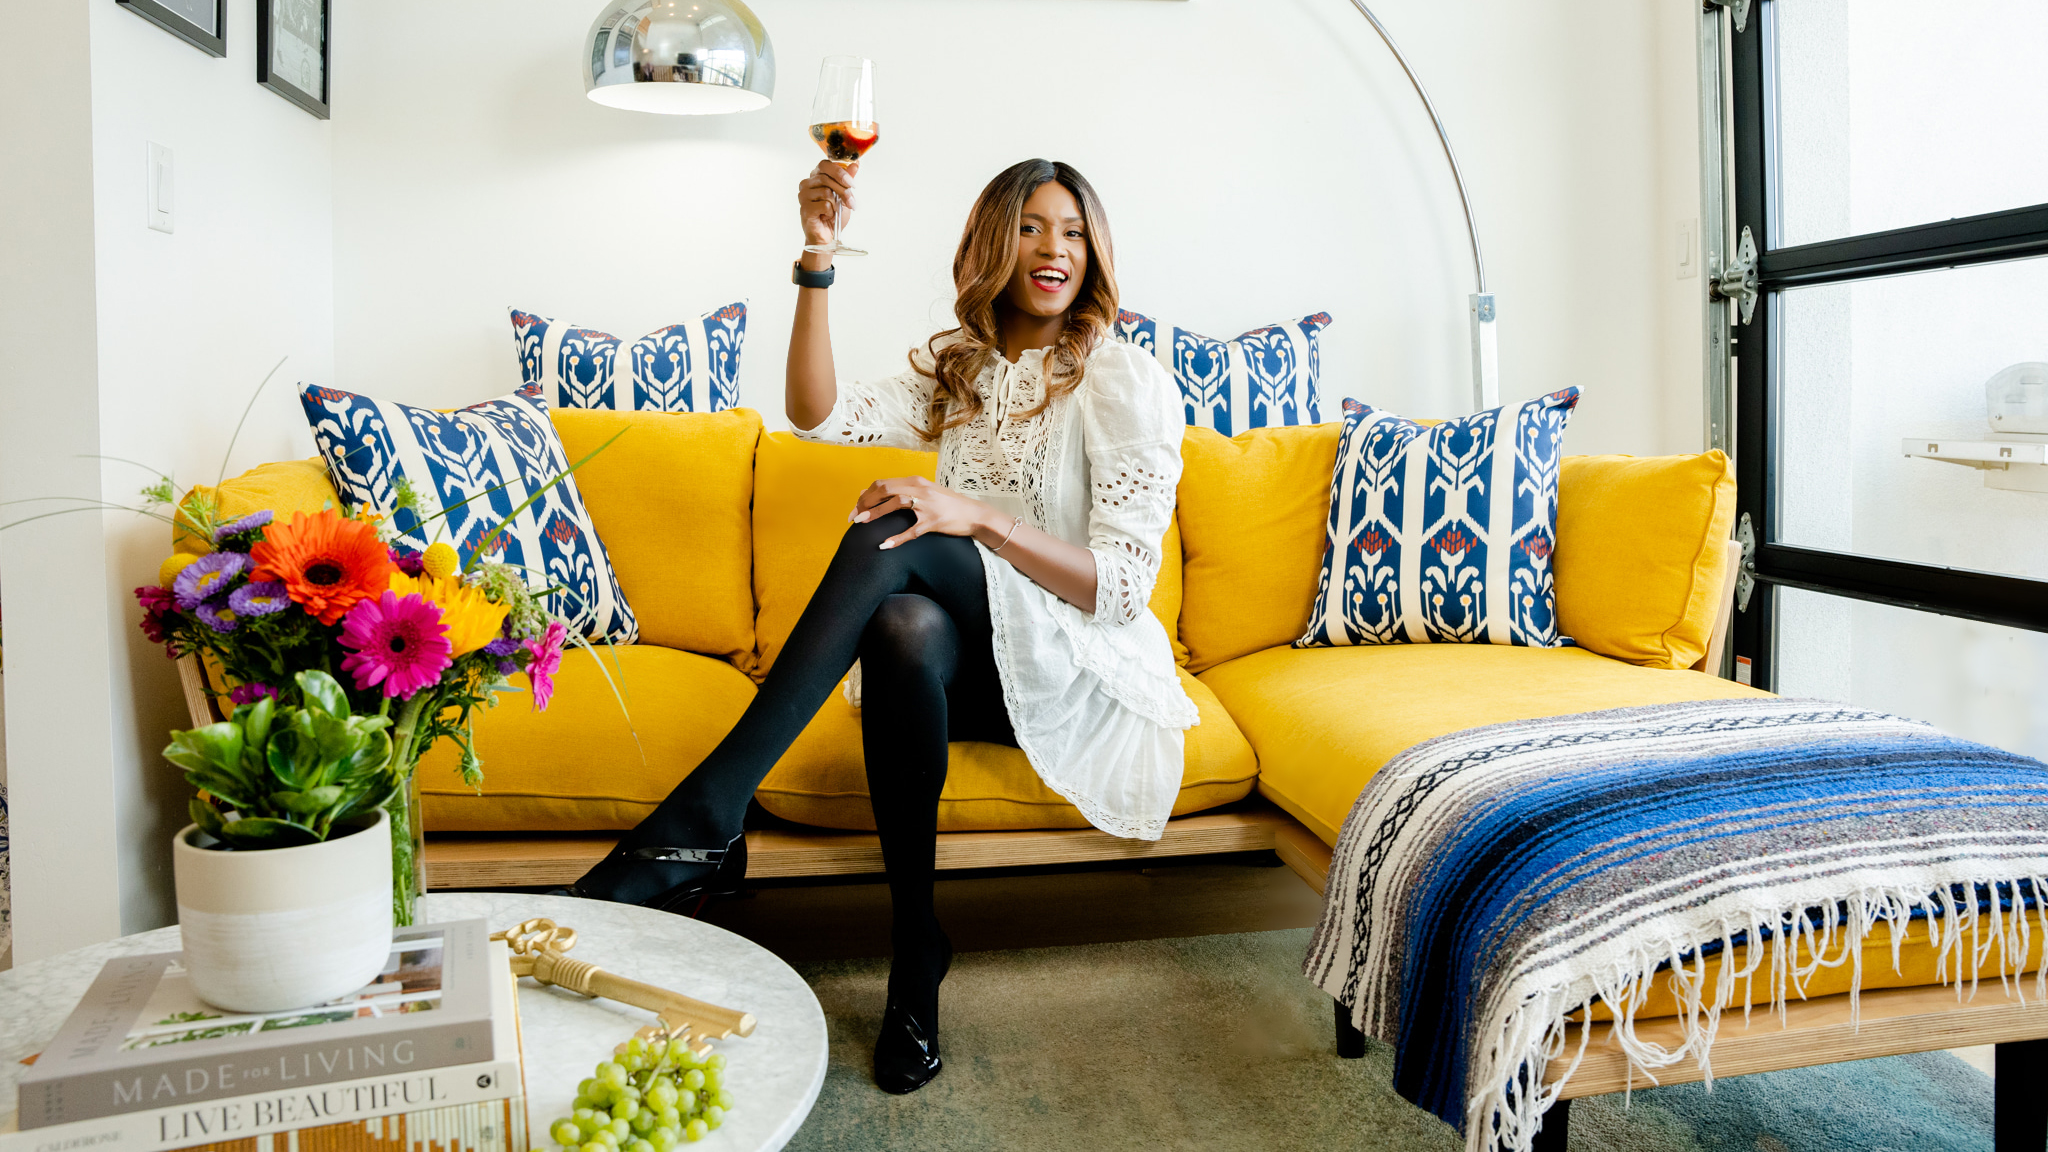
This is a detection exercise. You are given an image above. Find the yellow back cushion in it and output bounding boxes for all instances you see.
[1555,452,1737,670]
[176,458,341,555]
[751,432,937,679]
[1150,515,1189,666]
[552,408,760,668]
[1175,423,1342,673]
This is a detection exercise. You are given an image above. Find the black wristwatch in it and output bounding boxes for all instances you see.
[791,260,835,289]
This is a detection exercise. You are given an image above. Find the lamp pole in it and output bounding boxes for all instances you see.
[1343,1,1497,412]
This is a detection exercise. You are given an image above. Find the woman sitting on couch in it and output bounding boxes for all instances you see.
[566,157,1195,1094]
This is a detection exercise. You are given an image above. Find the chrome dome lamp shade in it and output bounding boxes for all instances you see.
[584,0,775,115]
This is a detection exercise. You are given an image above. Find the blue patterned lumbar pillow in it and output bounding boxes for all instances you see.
[1295,390,1580,649]
[1113,309,1330,435]
[301,381,639,644]
[511,301,747,414]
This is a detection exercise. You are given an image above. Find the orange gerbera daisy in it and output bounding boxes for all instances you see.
[249,508,398,626]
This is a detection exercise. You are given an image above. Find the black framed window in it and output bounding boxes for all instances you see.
[1728,0,2048,753]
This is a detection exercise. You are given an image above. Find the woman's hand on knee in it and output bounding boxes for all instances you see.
[852,477,998,550]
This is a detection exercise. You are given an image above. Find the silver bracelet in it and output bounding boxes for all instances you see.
[990,515,1023,554]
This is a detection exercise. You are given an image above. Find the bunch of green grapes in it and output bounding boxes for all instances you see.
[542,1034,737,1150]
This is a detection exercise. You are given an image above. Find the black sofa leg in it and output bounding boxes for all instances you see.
[1334,1000,1366,1058]
[1996,1039,2048,1152]
[1529,1097,1570,1152]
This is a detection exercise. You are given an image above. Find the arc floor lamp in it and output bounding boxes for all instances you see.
[1345,0,1498,412]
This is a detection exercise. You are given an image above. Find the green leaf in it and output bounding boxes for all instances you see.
[335,775,399,820]
[186,771,255,811]
[219,817,321,850]
[296,670,350,719]
[235,694,276,752]
[188,797,228,840]
[165,723,245,779]
[281,786,343,816]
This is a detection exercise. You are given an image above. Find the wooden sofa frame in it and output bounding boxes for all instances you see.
[175,539,2048,1148]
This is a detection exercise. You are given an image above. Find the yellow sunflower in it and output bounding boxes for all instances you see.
[388,571,508,657]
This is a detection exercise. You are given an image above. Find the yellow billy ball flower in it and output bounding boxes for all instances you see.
[422,541,461,580]
[389,571,509,657]
[159,552,200,590]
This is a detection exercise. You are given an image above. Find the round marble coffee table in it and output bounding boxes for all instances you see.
[0,892,827,1152]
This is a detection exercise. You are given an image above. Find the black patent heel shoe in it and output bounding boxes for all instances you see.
[555,831,748,915]
[873,930,952,1094]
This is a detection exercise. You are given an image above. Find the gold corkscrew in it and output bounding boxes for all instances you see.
[491,918,757,1056]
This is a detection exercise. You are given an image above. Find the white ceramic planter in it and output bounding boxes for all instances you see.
[172,809,393,1011]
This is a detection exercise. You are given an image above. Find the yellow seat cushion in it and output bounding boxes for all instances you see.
[175,458,340,554]
[420,644,756,831]
[1589,917,2047,1021]
[552,408,760,669]
[1556,452,1737,670]
[751,431,937,679]
[754,668,1257,831]
[1152,515,1188,665]
[1198,643,1768,846]
[1176,424,1343,674]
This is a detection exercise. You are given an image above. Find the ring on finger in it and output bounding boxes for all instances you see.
[908,496,919,509]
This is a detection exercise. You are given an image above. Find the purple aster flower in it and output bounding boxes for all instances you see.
[228,580,291,617]
[388,546,425,576]
[229,682,280,706]
[212,510,274,548]
[482,636,521,658]
[173,551,248,611]
[194,598,239,633]
[496,659,520,675]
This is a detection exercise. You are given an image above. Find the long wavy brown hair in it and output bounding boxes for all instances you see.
[914,159,1119,440]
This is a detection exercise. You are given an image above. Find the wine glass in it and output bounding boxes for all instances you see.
[805,56,878,258]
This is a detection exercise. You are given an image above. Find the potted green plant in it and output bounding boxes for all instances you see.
[167,670,399,1011]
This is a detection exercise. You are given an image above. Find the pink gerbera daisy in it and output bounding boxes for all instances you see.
[339,591,453,699]
[524,620,567,711]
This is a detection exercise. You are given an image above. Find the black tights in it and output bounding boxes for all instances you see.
[585,510,1013,1012]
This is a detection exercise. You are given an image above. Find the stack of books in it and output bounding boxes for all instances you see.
[5,920,527,1152]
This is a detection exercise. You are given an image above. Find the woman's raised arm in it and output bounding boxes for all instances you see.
[787,160,858,431]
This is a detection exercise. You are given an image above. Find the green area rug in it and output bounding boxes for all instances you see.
[783,928,1995,1151]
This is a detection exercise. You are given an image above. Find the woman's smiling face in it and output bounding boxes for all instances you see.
[1001,180,1089,320]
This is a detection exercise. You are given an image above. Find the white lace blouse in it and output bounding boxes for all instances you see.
[794,338,1199,840]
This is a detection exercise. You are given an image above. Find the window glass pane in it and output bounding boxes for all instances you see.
[1776,586,2048,759]
[1772,0,2048,248]
[1774,254,2048,582]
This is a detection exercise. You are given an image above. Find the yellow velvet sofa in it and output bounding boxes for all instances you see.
[180,407,1757,844]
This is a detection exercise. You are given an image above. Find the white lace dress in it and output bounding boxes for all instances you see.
[794,339,1199,840]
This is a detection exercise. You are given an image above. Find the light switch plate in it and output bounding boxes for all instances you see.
[147,142,174,234]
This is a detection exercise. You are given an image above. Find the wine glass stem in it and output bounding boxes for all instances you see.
[831,187,846,249]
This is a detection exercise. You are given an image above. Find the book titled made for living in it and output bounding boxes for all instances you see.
[0,940,527,1152]
[17,921,495,1129]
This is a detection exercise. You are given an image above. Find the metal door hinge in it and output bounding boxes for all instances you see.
[1734,512,1758,612]
[1704,0,1752,33]
[1711,225,1760,326]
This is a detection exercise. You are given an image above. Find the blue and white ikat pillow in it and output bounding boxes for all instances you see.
[511,301,747,414]
[300,381,639,644]
[1113,309,1330,435]
[1295,389,1580,650]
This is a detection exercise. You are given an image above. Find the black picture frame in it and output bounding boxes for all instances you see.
[257,0,330,120]
[116,0,227,57]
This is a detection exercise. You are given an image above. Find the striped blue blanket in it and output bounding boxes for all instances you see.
[1304,698,2048,1152]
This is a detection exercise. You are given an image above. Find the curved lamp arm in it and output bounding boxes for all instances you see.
[1345,1,1499,410]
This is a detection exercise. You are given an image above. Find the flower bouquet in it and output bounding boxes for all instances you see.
[138,481,586,925]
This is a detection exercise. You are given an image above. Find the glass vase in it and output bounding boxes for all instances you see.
[384,770,425,926]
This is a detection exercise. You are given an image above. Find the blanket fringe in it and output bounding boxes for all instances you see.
[1464,876,2048,1152]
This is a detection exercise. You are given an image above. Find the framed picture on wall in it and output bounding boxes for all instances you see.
[116,0,227,57]
[257,0,329,120]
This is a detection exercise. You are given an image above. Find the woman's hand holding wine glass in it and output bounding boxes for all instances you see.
[797,160,857,270]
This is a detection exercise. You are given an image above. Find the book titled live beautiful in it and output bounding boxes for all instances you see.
[0,937,525,1152]
[16,920,495,1130]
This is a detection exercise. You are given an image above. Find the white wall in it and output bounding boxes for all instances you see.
[0,0,332,958]
[332,0,1707,457]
